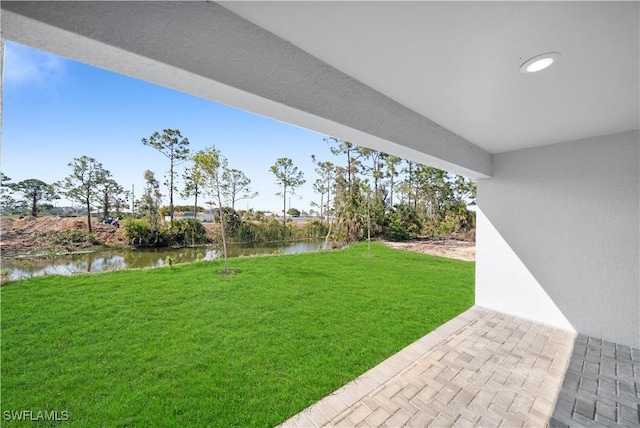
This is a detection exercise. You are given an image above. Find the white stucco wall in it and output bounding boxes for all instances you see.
[476,130,640,347]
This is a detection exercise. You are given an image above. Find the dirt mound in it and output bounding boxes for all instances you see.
[1,216,127,256]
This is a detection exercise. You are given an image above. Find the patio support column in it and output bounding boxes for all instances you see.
[476,130,640,348]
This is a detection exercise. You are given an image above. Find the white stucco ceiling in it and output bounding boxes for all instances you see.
[221,1,639,154]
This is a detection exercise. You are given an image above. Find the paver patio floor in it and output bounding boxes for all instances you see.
[279,306,576,427]
[280,306,640,427]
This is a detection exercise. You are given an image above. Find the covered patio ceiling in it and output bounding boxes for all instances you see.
[222,1,639,154]
[3,1,637,179]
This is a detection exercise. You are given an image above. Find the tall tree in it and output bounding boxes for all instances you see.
[326,138,366,241]
[269,157,306,224]
[59,156,108,233]
[326,137,362,194]
[383,154,402,209]
[221,168,257,211]
[311,178,327,221]
[415,166,454,222]
[141,129,190,223]
[453,175,477,206]
[182,163,205,218]
[401,160,419,208]
[13,179,57,217]
[94,177,125,219]
[139,170,163,229]
[0,173,17,214]
[0,173,11,186]
[359,148,385,203]
[311,156,335,223]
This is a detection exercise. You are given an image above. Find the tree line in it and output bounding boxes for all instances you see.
[308,137,476,243]
[1,129,476,247]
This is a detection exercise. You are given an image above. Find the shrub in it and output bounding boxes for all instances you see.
[123,219,153,244]
[123,219,168,246]
[125,218,208,247]
[386,205,421,241]
[168,219,208,246]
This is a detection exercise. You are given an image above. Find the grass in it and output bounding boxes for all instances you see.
[1,242,474,427]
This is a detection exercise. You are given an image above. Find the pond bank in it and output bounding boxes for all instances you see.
[2,239,326,281]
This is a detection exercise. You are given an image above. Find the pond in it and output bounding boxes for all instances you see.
[2,240,326,281]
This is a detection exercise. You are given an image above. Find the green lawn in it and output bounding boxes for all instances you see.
[1,242,474,427]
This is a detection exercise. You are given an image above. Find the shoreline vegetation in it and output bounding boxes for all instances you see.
[0,212,475,259]
[1,213,475,283]
[1,242,474,427]
[0,214,331,258]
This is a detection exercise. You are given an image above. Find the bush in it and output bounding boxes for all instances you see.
[385,205,421,241]
[125,218,208,247]
[123,219,168,246]
[168,219,208,246]
[387,217,412,241]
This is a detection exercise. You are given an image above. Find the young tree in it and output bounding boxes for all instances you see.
[182,163,205,218]
[312,178,327,221]
[142,129,190,223]
[269,158,306,224]
[59,156,109,233]
[221,168,257,211]
[360,179,374,256]
[12,179,57,217]
[139,170,163,229]
[192,146,231,273]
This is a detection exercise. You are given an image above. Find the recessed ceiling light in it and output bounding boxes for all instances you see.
[520,52,561,73]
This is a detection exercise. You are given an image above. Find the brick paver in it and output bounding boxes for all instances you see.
[549,335,640,427]
[278,306,576,427]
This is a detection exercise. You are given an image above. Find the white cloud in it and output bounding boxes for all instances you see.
[3,41,66,86]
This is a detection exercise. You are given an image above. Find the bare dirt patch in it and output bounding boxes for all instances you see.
[382,239,475,262]
[1,215,127,256]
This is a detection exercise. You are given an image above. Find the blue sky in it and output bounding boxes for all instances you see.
[1,41,338,212]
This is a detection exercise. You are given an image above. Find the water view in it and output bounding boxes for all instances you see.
[3,240,325,281]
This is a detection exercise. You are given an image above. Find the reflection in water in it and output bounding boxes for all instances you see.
[4,240,324,281]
